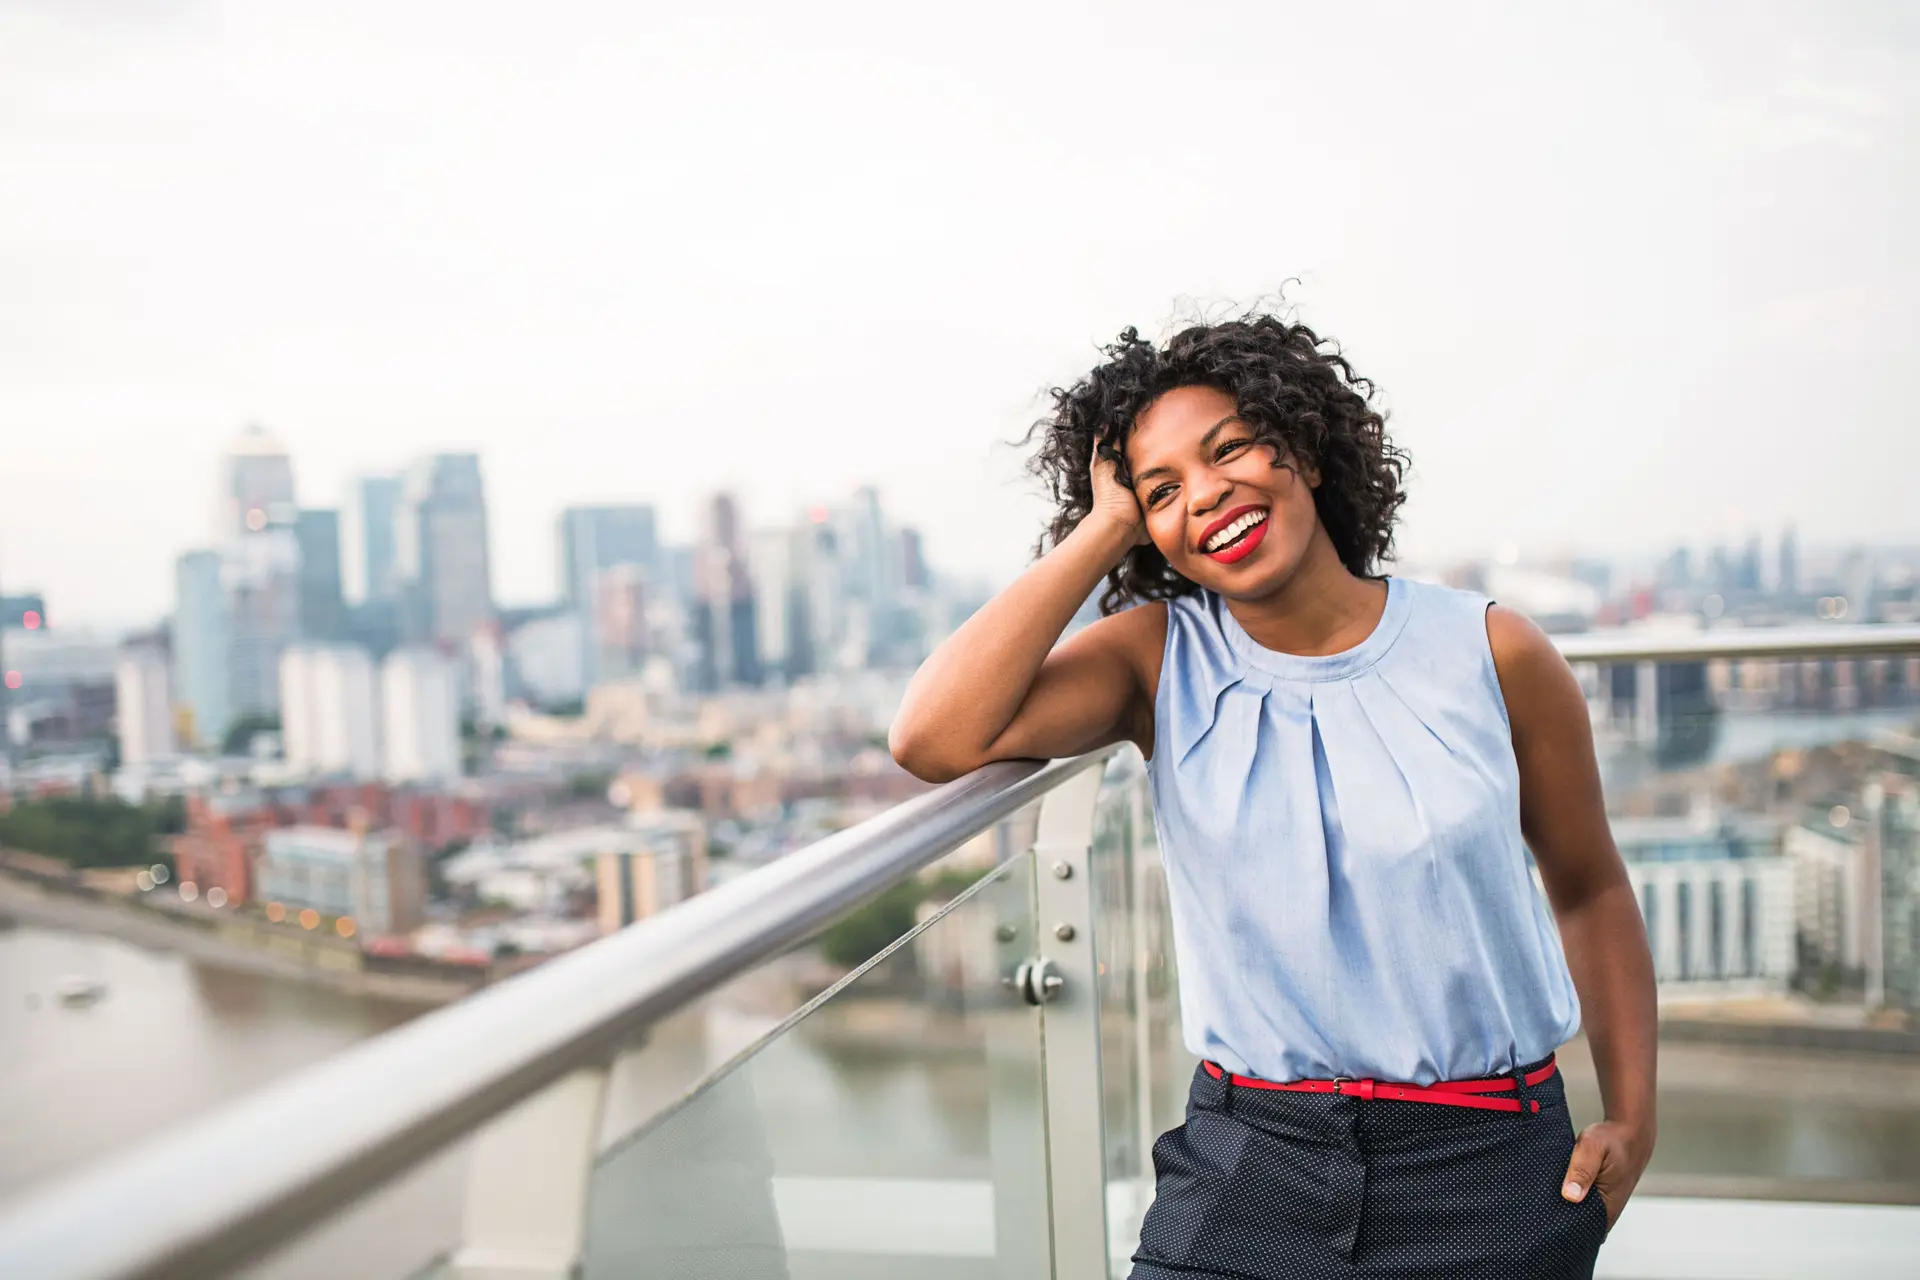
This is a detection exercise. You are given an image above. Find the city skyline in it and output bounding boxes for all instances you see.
[4,2,1917,627]
[5,420,1918,636]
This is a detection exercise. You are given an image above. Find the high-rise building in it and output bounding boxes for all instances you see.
[344,598,403,664]
[690,493,759,691]
[1613,815,1795,991]
[593,565,651,682]
[469,624,508,729]
[828,486,928,666]
[560,506,658,609]
[751,528,795,681]
[1877,780,1920,1014]
[794,510,847,674]
[396,455,494,645]
[560,505,659,685]
[114,646,175,766]
[381,646,460,783]
[280,644,380,779]
[295,509,347,640]
[1738,535,1764,594]
[341,474,405,606]
[1,595,47,631]
[896,526,928,591]
[220,423,296,540]
[1778,526,1800,598]
[1658,545,1692,592]
[220,426,301,720]
[172,549,231,749]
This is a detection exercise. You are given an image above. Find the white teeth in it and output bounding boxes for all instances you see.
[1205,510,1268,552]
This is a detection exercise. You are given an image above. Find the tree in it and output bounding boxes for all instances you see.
[147,794,188,836]
[568,770,616,801]
[222,713,282,756]
[0,795,174,870]
[817,880,923,970]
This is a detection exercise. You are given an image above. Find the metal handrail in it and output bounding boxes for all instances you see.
[0,752,1114,1280]
[1553,623,1920,664]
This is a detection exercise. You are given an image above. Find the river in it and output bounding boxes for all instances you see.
[0,923,429,1198]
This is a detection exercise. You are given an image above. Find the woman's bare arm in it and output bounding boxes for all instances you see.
[891,452,1164,783]
[890,511,1162,782]
[1488,604,1657,1228]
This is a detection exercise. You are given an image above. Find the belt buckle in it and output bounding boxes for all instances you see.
[1330,1076,1353,1096]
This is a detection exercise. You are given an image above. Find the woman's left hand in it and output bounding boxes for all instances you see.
[1561,1118,1653,1228]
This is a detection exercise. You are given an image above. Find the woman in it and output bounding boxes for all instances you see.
[890,313,1657,1278]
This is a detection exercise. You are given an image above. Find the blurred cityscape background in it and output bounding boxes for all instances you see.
[2,1,1918,1274]
[4,421,1919,1205]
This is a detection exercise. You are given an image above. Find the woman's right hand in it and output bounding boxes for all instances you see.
[1088,448,1151,548]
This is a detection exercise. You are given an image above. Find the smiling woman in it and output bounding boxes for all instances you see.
[889,307,1659,1279]
[1025,316,1408,615]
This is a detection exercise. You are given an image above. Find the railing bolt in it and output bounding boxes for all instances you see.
[1051,861,1073,880]
[1014,957,1065,1005]
[996,923,1018,942]
[1054,923,1076,941]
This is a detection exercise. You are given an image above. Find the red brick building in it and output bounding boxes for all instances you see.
[171,783,491,906]
[170,793,285,904]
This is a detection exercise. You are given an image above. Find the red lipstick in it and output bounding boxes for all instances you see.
[1198,505,1270,564]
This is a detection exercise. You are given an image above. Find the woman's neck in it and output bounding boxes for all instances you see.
[1222,533,1388,657]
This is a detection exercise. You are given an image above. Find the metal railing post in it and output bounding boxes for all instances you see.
[1032,761,1112,1280]
[447,1066,610,1280]
[988,822,1054,1280]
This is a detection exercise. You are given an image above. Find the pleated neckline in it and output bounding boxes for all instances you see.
[1213,575,1412,683]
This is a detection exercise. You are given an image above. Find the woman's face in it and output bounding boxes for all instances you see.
[1124,384,1321,597]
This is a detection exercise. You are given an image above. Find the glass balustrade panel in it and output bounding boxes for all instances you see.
[581,848,1049,1280]
[1569,649,1920,1202]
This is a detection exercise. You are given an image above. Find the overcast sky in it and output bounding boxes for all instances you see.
[2,0,1915,627]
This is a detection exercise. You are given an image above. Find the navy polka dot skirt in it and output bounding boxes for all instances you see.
[1130,1056,1610,1280]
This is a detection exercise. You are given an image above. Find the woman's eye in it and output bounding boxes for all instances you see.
[1216,439,1249,460]
[1147,484,1175,507]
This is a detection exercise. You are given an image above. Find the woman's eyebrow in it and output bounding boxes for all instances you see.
[1134,415,1243,484]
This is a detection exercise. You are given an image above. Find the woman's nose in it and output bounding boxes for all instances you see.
[1189,482,1232,517]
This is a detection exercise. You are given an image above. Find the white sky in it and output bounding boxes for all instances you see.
[2,0,1915,627]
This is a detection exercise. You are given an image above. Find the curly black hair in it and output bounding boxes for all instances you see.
[1027,312,1410,615]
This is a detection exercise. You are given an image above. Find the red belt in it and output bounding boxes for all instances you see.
[1202,1056,1557,1114]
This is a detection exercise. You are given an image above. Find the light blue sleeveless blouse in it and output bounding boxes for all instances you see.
[1147,576,1581,1085]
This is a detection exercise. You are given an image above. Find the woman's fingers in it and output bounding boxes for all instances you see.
[1561,1128,1606,1205]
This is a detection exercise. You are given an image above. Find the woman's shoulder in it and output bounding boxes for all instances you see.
[1091,596,1172,689]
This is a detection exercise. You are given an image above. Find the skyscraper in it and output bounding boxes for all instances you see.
[692,492,759,691]
[341,474,404,605]
[751,527,797,681]
[172,549,230,749]
[280,644,380,779]
[560,505,658,684]
[396,454,494,644]
[593,564,651,682]
[295,509,347,641]
[220,425,301,720]
[115,646,175,765]
[1778,526,1800,598]
[381,647,461,783]
[1738,535,1764,594]
[220,423,296,541]
[560,506,659,609]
